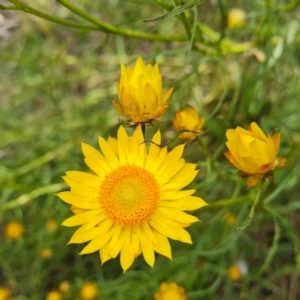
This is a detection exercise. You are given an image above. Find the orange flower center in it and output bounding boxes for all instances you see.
[99,165,160,226]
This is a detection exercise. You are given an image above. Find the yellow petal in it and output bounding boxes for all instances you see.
[160,189,196,200]
[80,227,113,254]
[160,168,198,191]
[129,227,140,256]
[99,243,112,265]
[248,122,267,141]
[162,87,173,104]
[134,225,155,267]
[272,133,281,153]
[65,171,101,188]
[160,196,207,210]
[107,136,118,156]
[57,192,99,210]
[140,83,158,115]
[157,207,199,224]
[112,100,124,116]
[147,147,167,174]
[152,230,172,259]
[81,143,111,174]
[62,176,98,197]
[117,126,130,165]
[107,224,123,252]
[156,159,185,184]
[62,210,101,227]
[98,137,119,169]
[149,130,161,154]
[109,227,127,258]
[141,222,157,245]
[68,218,100,244]
[120,247,135,273]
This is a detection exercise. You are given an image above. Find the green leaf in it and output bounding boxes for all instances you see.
[143,0,206,22]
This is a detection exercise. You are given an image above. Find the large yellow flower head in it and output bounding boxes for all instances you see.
[172,107,205,140]
[58,126,207,272]
[112,57,173,124]
[154,282,188,300]
[224,122,286,187]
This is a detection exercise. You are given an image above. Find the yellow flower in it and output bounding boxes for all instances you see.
[80,282,99,300]
[154,282,188,300]
[59,281,70,294]
[224,122,286,187]
[58,126,207,272]
[228,265,242,281]
[0,286,11,300]
[227,8,246,29]
[4,221,24,239]
[172,107,205,140]
[40,248,53,259]
[46,219,58,232]
[112,57,173,124]
[228,260,248,281]
[45,290,62,300]
[223,212,237,226]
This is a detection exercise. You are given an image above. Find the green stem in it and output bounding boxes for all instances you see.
[197,136,212,177]
[256,216,280,275]
[1,0,187,41]
[0,4,19,10]
[0,183,66,212]
[56,0,187,41]
[6,0,98,31]
[206,195,252,208]
[236,184,263,232]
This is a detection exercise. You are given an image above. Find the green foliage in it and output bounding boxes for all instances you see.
[1,0,300,299]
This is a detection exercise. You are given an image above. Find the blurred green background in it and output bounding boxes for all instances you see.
[0,0,300,299]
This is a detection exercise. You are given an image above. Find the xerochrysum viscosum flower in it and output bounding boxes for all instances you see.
[173,107,205,140]
[57,126,207,272]
[224,122,286,187]
[112,57,173,125]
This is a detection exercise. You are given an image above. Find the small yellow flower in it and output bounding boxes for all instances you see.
[223,212,237,225]
[173,107,205,140]
[59,281,70,294]
[58,125,207,272]
[112,57,173,124]
[4,221,24,239]
[45,290,62,300]
[228,260,248,281]
[80,282,99,300]
[228,265,242,281]
[154,282,188,300]
[46,219,58,232]
[40,248,53,259]
[0,286,11,300]
[224,122,286,187]
[227,8,246,29]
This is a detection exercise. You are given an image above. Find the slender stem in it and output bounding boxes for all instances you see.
[256,216,280,275]
[0,4,19,10]
[0,183,66,211]
[56,0,187,41]
[236,184,263,232]
[207,195,252,208]
[197,136,212,177]
[6,0,98,30]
